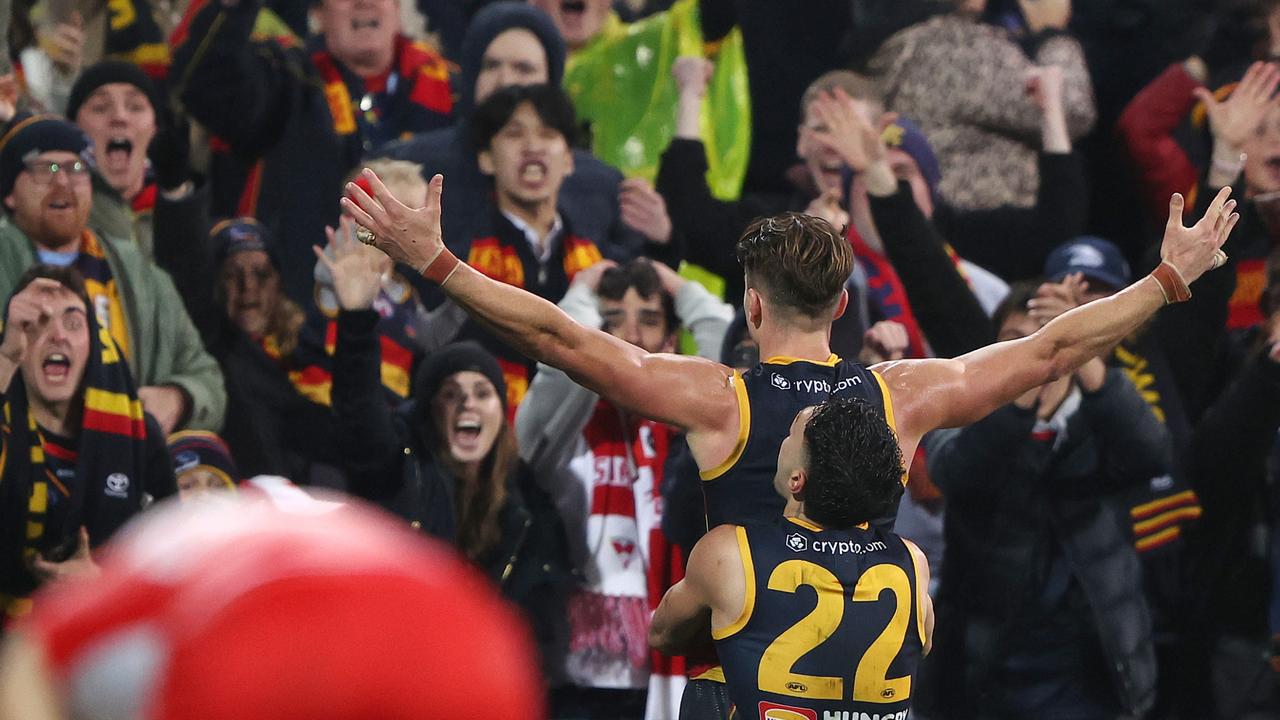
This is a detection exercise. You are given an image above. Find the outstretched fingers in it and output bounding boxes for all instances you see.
[1245,62,1280,100]
[1166,193,1185,232]
[341,194,380,234]
[426,173,444,214]
[1258,64,1280,100]
[336,215,363,256]
[1205,186,1233,222]
[1219,212,1242,247]
[1205,199,1236,245]
[312,243,336,271]
[361,168,416,220]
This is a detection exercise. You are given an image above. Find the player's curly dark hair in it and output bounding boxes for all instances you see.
[801,397,904,529]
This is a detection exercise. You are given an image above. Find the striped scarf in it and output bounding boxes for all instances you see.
[467,230,603,409]
[0,303,149,615]
[310,35,453,147]
[565,400,687,717]
[261,273,422,406]
[74,231,131,362]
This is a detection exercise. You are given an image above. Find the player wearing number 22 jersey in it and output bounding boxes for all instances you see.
[650,398,934,720]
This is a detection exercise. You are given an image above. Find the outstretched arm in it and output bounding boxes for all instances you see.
[340,171,741,461]
[879,187,1240,446]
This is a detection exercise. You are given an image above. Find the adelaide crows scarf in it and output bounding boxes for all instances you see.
[0,286,149,610]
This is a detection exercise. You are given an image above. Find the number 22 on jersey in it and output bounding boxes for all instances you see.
[757,560,913,703]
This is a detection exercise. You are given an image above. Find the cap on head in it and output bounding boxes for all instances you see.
[881,117,941,200]
[209,218,281,271]
[1044,236,1131,291]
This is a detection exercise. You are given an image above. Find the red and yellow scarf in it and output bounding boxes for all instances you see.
[0,306,148,617]
[467,233,603,408]
[75,231,131,362]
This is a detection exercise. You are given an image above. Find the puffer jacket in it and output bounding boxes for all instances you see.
[922,369,1166,717]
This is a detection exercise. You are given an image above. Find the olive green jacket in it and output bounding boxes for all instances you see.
[0,219,226,431]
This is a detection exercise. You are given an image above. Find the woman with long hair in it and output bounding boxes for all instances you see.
[325,224,571,680]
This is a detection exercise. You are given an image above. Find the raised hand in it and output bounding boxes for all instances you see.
[1194,61,1280,151]
[619,178,673,245]
[648,258,688,297]
[314,216,385,311]
[0,278,61,365]
[1025,64,1064,114]
[672,56,713,99]
[137,385,188,435]
[40,11,83,73]
[859,320,910,364]
[1026,272,1088,327]
[571,259,618,293]
[341,169,444,273]
[804,188,848,230]
[808,88,886,174]
[1160,187,1240,284]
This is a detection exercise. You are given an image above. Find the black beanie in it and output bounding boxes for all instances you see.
[0,114,91,200]
[66,60,161,123]
[414,341,508,413]
[458,2,566,116]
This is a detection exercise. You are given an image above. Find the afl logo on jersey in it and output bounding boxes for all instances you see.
[785,533,808,552]
[771,373,791,391]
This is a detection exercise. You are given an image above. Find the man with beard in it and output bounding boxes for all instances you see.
[0,116,225,433]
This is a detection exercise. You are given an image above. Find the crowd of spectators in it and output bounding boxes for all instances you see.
[0,0,1279,717]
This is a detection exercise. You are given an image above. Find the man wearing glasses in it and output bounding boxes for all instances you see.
[0,115,225,434]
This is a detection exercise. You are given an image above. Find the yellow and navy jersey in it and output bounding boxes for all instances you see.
[702,356,894,529]
[715,517,926,720]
